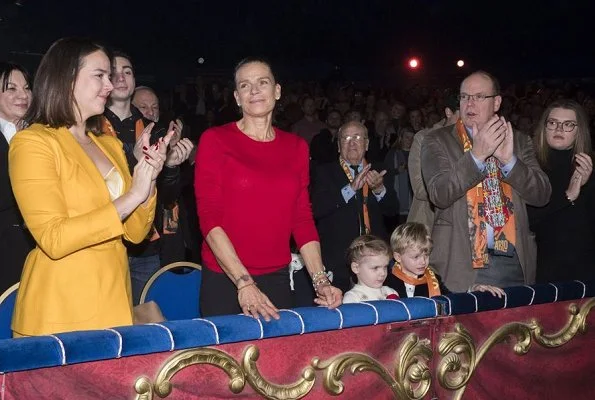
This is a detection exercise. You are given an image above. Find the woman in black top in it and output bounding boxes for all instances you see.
[528,100,594,283]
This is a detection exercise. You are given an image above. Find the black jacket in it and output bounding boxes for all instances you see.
[311,161,397,292]
[0,131,34,293]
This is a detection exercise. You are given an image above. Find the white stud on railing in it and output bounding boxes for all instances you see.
[48,335,66,365]
[105,329,123,358]
[193,318,220,344]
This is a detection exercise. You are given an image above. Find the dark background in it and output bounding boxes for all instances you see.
[1,0,593,86]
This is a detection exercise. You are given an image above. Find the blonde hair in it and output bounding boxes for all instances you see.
[390,223,432,255]
[346,235,391,265]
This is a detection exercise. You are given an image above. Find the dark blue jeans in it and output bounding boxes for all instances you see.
[129,255,161,306]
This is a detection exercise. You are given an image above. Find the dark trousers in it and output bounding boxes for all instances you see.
[475,248,524,288]
[200,266,294,317]
[0,225,34,294]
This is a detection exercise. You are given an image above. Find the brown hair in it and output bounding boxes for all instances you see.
[390,222,432,255]
[346,235,391,265]
[24,37,111,135]
[534,99,592,168]
[233,57,276,86]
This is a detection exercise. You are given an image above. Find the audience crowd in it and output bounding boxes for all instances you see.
[2,38,595,335]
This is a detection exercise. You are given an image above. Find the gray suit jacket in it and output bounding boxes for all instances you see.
[407,129,435,229]
[421,124,551,291]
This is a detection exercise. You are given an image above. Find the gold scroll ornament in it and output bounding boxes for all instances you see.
[134,333,432,399]
[437,298,595,400]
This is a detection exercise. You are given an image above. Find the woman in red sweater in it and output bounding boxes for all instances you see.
[195,58,342,319]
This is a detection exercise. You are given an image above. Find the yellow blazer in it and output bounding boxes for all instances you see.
[8,124,156,335]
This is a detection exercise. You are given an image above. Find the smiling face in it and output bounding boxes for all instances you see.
[460,73,502,131]
[545,107,577,150]
[133,88,160,122]
[233,61,280,118]
[0,70,31,123]
[73,50,113,123]
[351,253,390,289]
[338,122,368,165]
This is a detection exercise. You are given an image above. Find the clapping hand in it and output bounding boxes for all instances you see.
[566,153,593,202]
[350,164,372,191]
[470,116,507,162]
[365,169,387,194]
[493,118,514,165]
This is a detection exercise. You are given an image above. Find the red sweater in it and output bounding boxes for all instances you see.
[194,122,319,274]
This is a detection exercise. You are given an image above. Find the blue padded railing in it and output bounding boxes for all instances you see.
[435,280,595,316]
[0,297,439,374]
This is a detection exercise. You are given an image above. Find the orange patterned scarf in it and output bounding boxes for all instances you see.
[455,119,516,268]
[339,158,371,235]
[391,265,442,297]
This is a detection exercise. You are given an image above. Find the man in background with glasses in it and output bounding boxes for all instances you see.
[420,71,551,292]
[309,121,398,295]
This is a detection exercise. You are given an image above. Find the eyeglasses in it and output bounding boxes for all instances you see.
[546,119,578,132]
[458,93,499,103]
[340,135,368,143]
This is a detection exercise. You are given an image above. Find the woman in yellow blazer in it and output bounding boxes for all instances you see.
[8,38,172,336]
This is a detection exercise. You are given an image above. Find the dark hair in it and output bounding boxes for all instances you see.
[463,70,501,96]
[0,62,31,92]
[534,99,592,168]
[112,50,134,74]
[444,93,459,112]
[233,56,276,85]
[24,37,111,135]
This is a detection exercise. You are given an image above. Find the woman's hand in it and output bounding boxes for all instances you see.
[314,284,343,308]
[238,282,280,322]
[566,153,592,202]
[129,158,157,203]
[142,130,175,180]
[133,122,155,162]
[575,153,592,186]
[470,284,505,298]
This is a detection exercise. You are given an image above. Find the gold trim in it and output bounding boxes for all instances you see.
[139,262,202,304]
[242,345,316,399]
[133,348,244,399]
[312,333,432,399]
[437,298,595,400]
[0,282,19,306]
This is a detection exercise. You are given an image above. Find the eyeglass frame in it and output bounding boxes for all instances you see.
[545,119,578,132]
[458,93,499,103]
[339,134,368,143]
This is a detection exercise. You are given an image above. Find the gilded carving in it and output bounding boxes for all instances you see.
[242,345,316,399]
[133,348,245,399]
[437,298,595,400]
[312,333,432,400]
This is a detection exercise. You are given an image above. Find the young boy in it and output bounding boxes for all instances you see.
[386,223,504,298]
[343,235,400,303]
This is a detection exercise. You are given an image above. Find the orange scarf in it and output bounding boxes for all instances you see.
[455,119,516,268]
[391,265,441,297]
[340,158,370,235]
[101,117,145,140]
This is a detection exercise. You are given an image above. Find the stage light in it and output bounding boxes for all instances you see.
[457,59,465,68]
[408,58,419,69]
[197,57,205,64]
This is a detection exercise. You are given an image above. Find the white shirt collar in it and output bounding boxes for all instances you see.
[0,117,18,144]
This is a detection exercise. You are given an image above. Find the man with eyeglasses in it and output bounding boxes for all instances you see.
[310,121,398,295]
[420,71,551,292]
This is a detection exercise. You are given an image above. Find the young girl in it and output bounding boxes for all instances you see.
[386,223,504,298]
[343,235,400,303]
